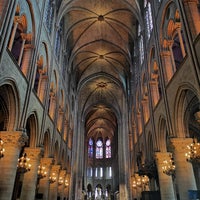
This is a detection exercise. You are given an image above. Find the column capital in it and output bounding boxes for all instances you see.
[51,164,61,174]
[149,80,158,85]
[14,16,22,24]
[21,33,32,41]
[0,131,28,148]
[160,50,171,57]
[24,147,44,161]
[40,157,54,166]
[183,0,198,3]
[155,152,173,164]
[59,169,67,177]
[24,44,35,50]
[170,138,193,153]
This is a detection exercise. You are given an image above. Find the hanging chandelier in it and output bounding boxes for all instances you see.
[65,179,69,187]
[37,165,47,179]
[49,172,57,184]
[185,139,200,163]
[162,154,175,176]
[0,138,5,159]
[17,153,31,173]
[58,177,64,185]
[133,174,149,190]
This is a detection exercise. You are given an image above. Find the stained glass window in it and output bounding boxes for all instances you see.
[144,1,153,39]
[106,139,111,158]
[96,139,103,159]
[44,0,54,34]
[88,138,93,158]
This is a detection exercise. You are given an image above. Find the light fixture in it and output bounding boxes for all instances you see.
[37,165,47,179]
[49,172,57,184]
[162,154,175,176]
[185,138,200,163]
[132,180,137,188]
[58,177,64,185]
[141,175,149,186]
[0,138,5,159]
[17,153,31,173]
[65,179,69,188]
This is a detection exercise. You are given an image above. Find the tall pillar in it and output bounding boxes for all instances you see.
[149,80,159,107]
[155,152,176,200]
[49,165,61,200]
[20,147,43,200]
[183,0,200,38]
[38,157,53,200]
[0,131,28,200]
[64,174,70,199]
[38,75,48,104]
[171,138,197,200]
[8,16,21,50]
[20,43,34,76]
[160,49,174,82]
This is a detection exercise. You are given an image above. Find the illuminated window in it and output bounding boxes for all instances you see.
[44,0,54,34]
[87,167,93,177]
[100,167,103,178]
[95,168,98,177]
[96,139,103,159]
[88,138,93,158]
[106,139,111,158]
[144,1,153,39]
[138,25,144,65]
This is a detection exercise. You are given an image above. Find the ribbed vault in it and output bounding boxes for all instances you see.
[59,0,140,141]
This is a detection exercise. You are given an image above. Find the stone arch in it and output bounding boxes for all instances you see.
[146,132,154,161]
[157,116,168,152]
[43,130,51,157]
[8,2,35,76]
[25,112,38,147]
[159,2,186,81]
[0,82,19,130]
[34,41,49,103]
[174,85,200,138]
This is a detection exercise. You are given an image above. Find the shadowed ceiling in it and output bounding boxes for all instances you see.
[59,0,141,139]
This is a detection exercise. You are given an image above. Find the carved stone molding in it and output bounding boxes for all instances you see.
[24,147,44,161]
[40,157,54,167]
[170,138,193,153]
[0,131,28,148]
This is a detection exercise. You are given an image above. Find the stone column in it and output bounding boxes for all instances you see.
[49,165,61,200]
[149,80,159,107]
[183,0,200,38]
[63,175,70,200]
[176,26,186,58]
[20,147,43,200]
[160,49,174,82]
[141,98,149,123]
[8,16,21,50]
[58,170,66,200]
[0,131,28,200]
[155,152,176,200]
[171,138,197,200]
[38,158,53,200]
[38,75,48,104]
[20,43,34,76]
[49,93,56,120]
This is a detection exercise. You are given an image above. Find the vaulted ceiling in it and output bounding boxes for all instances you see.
[59,0,141,139]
